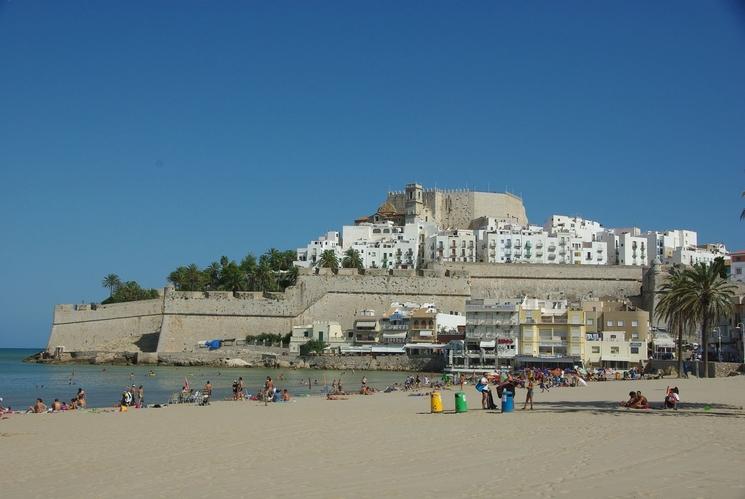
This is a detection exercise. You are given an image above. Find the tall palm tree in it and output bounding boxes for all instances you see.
[741,190,745,221]
[102,273,121,297]
[317,250,339,273]
[341,248,363,270]
[662,263,735,377]
[655,265,690,377]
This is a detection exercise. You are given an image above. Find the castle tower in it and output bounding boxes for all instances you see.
[404,183,423,224]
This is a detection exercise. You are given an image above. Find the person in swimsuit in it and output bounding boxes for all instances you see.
[621,391,638,407]
[28,398,46,413]
[76,388,86,409]
[523,375,534,410]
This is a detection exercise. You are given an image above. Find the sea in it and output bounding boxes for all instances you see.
[0,348,419,409]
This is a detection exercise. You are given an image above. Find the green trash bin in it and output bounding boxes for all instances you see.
[455,391,468,413]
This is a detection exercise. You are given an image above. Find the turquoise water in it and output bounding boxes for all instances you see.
[0,348,417,409]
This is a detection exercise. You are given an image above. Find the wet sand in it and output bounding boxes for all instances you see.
[1,377,744,498]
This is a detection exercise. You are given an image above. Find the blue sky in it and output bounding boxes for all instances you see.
[1,1,744,348]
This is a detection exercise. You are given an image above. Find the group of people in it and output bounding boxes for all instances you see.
[620,387,680,410]
[120,385,144,409]
[26,388,87,413]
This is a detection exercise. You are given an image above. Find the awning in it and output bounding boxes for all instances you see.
[418,330,433,337]
[405,343,445,350]
[355,321,377,328]
[371,345,405,354]
[479,340,496,348]
[382,332,407,339]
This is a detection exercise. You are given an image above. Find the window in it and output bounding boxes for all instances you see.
[611,346,620,354]
[631,347,639,354]
[591,346,600,354]
[586,319,594,326]
[631,320,638,327]
[607,320,613,327]
[738,268,743,275]
[617,320,624,327]
[304,331,309,338]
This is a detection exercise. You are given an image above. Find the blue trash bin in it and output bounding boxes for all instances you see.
[501,391,514,413]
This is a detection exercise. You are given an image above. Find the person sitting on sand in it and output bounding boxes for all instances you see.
[52,399,62,412]
[664,387,680,410]
[621,391,638,408]
[282,389,290,401]
[75,388,86,409]
[629,390,649,409]
[326,393,348,400]
[28,398,46,413]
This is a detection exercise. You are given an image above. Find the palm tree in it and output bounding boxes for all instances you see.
[655,265,690,377]
[660,262,735,377]
[102,273,121,298]
[741,190,745,221]
[341,248,363,270]
[317,250,339,273]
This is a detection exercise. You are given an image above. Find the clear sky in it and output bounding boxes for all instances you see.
[1,1,744,348]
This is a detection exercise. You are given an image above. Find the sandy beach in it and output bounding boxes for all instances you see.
[2,377,744,499]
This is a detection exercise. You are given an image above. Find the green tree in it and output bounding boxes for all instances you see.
[299,339,327,356]
[102,273,122,298]
[318,250,339,273]
[658,262,735,377]
[341,248,363,270]
[103,280,160,304]
[655,265,691,377]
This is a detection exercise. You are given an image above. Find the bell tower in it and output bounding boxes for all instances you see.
[404,183,423,224]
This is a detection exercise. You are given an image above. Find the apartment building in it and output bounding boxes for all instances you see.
[425,229,477,263]
[519,300,586,361]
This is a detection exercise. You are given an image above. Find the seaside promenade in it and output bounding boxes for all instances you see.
[1,377,744,498]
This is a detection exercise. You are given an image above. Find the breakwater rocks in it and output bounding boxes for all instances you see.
[25,349,445,372]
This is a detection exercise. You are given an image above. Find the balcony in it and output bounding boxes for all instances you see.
[548,245,556,251]
[548,254,556,259]
[535,242,543,248]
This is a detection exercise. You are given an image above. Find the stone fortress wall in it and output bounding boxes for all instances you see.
[47,264,650,355]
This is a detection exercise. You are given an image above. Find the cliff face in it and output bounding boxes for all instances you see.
[47,263,648,355]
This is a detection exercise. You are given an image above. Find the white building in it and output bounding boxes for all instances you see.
[645,230,698,264]
[289,321,346,353]
[295,231,343,268]
[599,231,649,266]
[544,215,604,243]
[341,221,437,269]
[425,229,477,263]
[672,244,727,267]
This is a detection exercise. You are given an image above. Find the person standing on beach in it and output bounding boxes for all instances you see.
[238,377,245,400]
[264,376,274,401]
[523,375,534,410]
[137,385,144,408]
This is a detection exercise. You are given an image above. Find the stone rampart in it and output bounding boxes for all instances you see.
[48,299,163,353]
[48,264,651,356]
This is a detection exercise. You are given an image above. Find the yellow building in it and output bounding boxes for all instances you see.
[519,300,586,363]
